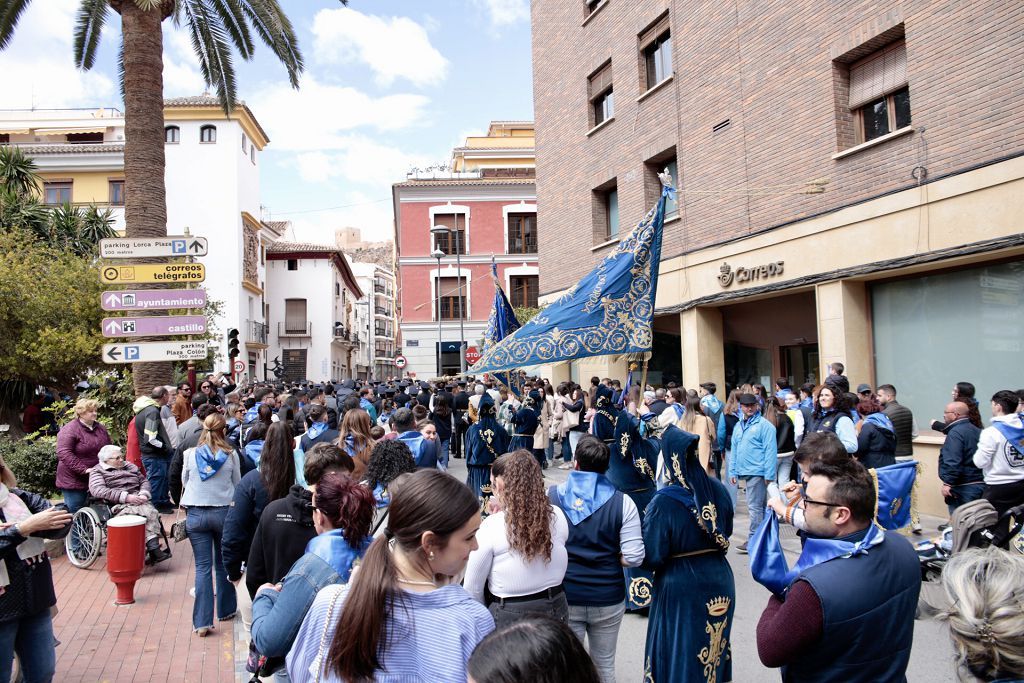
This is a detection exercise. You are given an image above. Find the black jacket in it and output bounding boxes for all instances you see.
[222,470,270,582]
[135,403,172,460]
[938,418,983,488]
[0,489,71,621]
[856,422,897,470]
[775,415,796,454]
[245,485,315,599]
[882,400,916,458]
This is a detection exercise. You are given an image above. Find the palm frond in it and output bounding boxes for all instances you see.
[73,0,110,70]
[0,0,33,51]
[181,0,237,113]
[117,36,126,102]
[237,0,305,88]
[0,145,42,197]
[209,0,254,60]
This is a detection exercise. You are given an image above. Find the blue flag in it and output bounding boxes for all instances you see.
[873,460,920,530]
[480,257,524,398]
[469,182,673,375]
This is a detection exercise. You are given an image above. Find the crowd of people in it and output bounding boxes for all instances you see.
[3,367,1024,682]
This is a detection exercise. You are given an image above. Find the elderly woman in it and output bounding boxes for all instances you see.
[56,398,112,514]
[88,445,169,565]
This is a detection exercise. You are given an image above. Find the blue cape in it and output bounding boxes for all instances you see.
[864,412,894,432]
[992,415,1024,449]
[657,425,730,550]
[306,421,328,441]
[244,439,264,470]
[555,471,618,525]
[195,444,229,481]
[305,530,372,583]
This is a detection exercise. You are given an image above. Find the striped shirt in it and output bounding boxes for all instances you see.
[286,582,494,682]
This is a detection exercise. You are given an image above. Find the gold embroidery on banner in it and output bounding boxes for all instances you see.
[635,457,655,480]
[629,577,653,608]
[889,496,903,519]
[699,597,731,683]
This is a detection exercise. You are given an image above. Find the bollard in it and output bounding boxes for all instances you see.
[106,514,146,605]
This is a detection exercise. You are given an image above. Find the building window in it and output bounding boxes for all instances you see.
[585,0,603,15]
[849,41,910,144]
[66,132,103,144]
[509,275,539,308]
[242,135,247,153]
[433,214,466,255]
[287,259,298,271]
[164,126,180,144]
[595,185,619,240]
[507,213,538,254]
[43,181,72,206]
[645,154,678,217]
[588,62,613,127]
[335,282,340,297]
[0,134,9,144]
[640,15,671,90]
[284,298,307,333]
[250,145,255,164]
[109,180,125,206]
[200,125,217,143]
[436,276,467,321]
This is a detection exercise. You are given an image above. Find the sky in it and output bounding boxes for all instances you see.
[0,0,534,244]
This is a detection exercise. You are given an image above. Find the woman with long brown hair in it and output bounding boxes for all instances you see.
[464,450,569,627]
[677,393,716,474]
[181,413,242,636]
[338,408,376,480]
[286,470,494,682]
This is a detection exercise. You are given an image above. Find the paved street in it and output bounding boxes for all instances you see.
[46,453,958,683]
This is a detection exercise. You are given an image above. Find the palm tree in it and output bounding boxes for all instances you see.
[0,0,335,394]
[0,145,41,198]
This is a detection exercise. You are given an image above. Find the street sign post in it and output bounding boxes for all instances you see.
[100,237,208,258]
[233,360,245,373]
[101,289,207,311]
[102,341,208,364]
[394,355,408,369]
[100,264,205,284]
[101,315,207,338]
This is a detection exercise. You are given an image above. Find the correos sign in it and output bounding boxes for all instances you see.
[717,261,785,288]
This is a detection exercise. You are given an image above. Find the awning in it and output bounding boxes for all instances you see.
[0,129,30,134]
[32,127,107,135]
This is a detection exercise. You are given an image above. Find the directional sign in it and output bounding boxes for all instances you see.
[101,289,207,311]
[102,341,208,364]
[101,315,207,338]
[100,237,208,258]
[100,263,205,284]
[394,355,408,369]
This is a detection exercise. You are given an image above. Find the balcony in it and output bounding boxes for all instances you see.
[375,306,392,316]
[374,282,388,294]
[332,324,358,347]
[278,321,311,337]
[246,319,268,345]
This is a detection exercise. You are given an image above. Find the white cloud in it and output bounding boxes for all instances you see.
[474,0,530,27]
[290,135,432,187]
[278,190,396,245]
[248,75,430,151]
[311,8,448,88]
[161,25,206,97]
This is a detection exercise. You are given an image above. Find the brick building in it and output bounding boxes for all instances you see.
[393,122,539,377]
[532,0,1024,515]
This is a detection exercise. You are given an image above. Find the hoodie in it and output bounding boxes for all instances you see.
[245,484,316,599]
[974,413,1024,485]
[133,396,172,460]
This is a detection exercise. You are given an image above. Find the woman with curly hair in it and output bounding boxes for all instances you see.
[337,408,376,480]
[361,439,417,533]
[464,450,569,628]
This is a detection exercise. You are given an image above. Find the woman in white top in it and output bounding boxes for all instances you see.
[464,449,569,628]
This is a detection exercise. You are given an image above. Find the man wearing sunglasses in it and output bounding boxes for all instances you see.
[757,457,920,682]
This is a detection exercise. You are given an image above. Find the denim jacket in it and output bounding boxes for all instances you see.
[250,552,341,658]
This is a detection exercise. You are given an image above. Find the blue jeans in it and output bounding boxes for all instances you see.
[739,476,767,543]
[437,439,450,471]
[61,488,88,514]
[568,603,625,683]
[776,455,795,500]
[141,456,170,508]
[545,440,556,463]
[0,609,56,683]
[562,437,573,463]
[186,506,236,630]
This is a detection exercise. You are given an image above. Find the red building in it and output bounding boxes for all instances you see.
[392,122,537,377]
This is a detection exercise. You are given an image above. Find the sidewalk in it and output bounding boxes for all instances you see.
[50,514,243,683]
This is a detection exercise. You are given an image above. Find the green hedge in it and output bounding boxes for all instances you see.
[0,436,58,498]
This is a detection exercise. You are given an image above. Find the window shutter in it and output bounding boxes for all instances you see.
[849,41,907,109]
[639,14,670,50]
[589,63,613,99]
[285,299,307,332]
[434,213,459,229]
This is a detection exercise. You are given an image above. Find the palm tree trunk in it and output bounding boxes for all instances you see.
[121,2,172,395]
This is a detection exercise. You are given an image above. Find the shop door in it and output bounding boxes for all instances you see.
[724,343,772,394]
[780,344,819,387]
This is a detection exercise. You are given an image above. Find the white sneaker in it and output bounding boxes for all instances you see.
[189,586,196,598]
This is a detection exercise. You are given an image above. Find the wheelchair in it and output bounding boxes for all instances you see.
[65,498,171,569]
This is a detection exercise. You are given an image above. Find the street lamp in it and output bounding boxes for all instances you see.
[430,221,467,374]
[431,247,445,377]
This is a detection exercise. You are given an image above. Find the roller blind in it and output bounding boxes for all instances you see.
[589,62,613,99]
[849,41,908,109]
[284,299,307,333]
[639,14,670,50]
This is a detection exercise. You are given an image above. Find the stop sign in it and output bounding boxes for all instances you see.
[465,346,482,364]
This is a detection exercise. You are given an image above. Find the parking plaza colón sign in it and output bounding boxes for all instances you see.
[102,341,209,364]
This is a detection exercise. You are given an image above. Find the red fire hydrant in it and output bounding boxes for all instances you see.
[106,514,146,605]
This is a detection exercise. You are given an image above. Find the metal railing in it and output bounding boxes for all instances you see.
[278,321,311,337]
[246,320,268,344]
[375,306,392,316]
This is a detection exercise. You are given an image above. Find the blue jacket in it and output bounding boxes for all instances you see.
[728,413,777,479]
[397,431,438,469]
[251,552,341,659]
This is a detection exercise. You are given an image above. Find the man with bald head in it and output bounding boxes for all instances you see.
[937,401,984,514]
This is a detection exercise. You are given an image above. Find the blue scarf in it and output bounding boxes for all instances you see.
[372,482,390,508]
[307,421,328,441]
[555,471,617,525]
[750,516,884,596]
[195,444,229,481]
[244,439,264,470]
[670,404,684,420]
[243,402,262,424]
[992,415,1024,449]
[864,412,894,433]
[304,530,372,583]
[799,397,813,410]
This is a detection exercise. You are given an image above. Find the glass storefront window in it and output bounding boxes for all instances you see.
[872,260,1024,429]
[724,342,772,394]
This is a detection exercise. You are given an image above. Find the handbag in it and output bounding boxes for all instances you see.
[171,508,188,542]
[312,588,345,683]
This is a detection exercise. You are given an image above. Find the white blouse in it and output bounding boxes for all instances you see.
[463,505,569,603]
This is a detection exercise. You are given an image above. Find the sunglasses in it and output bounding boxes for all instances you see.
[800,483,844,508]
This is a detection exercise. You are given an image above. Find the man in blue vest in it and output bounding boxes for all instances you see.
[756,455,920,682]
[393,407,437,469]
[549,435,644,683]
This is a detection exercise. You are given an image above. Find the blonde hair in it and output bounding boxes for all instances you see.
[74,399,100,417]
[936,547,1024,681]
[198,413,233,454]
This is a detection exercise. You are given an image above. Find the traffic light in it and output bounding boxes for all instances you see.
[227,328,240,358]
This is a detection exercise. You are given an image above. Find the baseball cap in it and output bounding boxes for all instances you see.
[857,383,872,394]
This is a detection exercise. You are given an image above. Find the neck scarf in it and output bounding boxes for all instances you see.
[992,414,1024,449]
[555,471,617,525]
[244,440,264,470]
[305,530,372,583]
[750,515,883,596]
[864,412,894,432]
[195,444,229,481]
[655,425,730,551]
[307,421,328,441]
[0,485,46,587]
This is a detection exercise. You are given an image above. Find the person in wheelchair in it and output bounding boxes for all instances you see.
[89,445,170,565]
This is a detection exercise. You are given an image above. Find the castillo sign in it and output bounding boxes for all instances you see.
[101,315,207,338]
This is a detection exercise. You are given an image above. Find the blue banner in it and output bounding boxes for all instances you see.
[873,460,919,530]
[481,258,524,398]
[469,184,672,375]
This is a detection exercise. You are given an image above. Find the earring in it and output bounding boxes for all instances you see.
[429,551,435,560]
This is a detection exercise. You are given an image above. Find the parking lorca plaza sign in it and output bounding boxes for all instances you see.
[718,260,785,287]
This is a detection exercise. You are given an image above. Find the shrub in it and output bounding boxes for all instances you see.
[0,435,58,498]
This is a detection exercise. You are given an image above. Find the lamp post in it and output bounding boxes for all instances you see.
[431,221,467,374]
[431,247,445,377]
